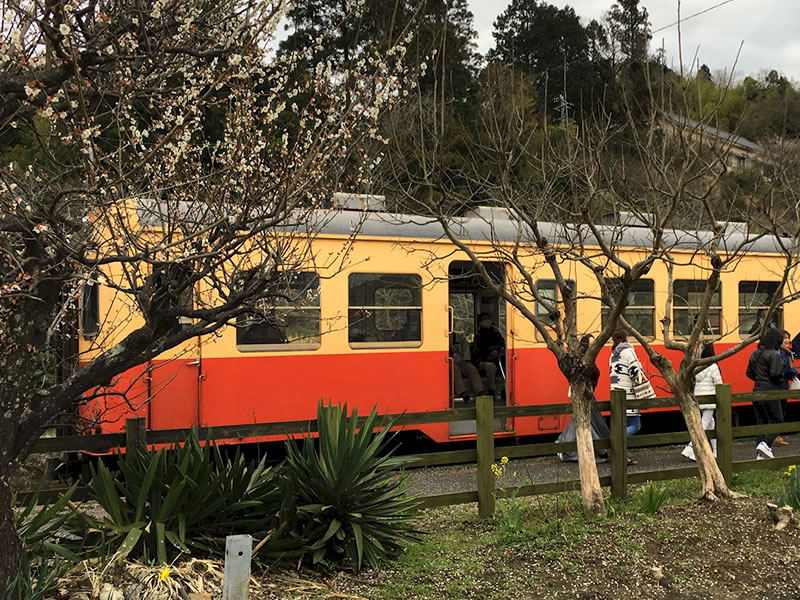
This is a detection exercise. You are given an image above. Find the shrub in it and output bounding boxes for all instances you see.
[638,481,668,515]
[283,402,420,571]
[76,428,293,563]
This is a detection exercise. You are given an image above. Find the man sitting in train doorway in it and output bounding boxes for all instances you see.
[450,332,485,404]
[474,312,506,400]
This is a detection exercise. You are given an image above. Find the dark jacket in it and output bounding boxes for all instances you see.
[746,329,785,391]
[474,325,505,364]
[780,349,798,390]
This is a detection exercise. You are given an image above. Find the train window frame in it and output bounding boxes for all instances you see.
[235,272,321,352]
[738,281,782,337]
[348,273,423,349]
[80,272,100,338]
[601,278,656,339]
[672,279,722,337]
[535,278,576,327]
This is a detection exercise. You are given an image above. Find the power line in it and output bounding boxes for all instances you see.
[652,0,738,35]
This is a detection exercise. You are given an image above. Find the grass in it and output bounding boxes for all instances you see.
[356,466,790,600]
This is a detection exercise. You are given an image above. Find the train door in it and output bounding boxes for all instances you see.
[447,261,512,437]
[148,323,201,431]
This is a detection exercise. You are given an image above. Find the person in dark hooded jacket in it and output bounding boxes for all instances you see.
[746,327,785,459]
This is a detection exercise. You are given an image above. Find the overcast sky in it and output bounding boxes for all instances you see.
[469,0,800,82]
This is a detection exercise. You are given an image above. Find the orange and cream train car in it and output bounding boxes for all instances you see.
[77,203,800,444]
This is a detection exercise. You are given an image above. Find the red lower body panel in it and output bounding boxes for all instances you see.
[82,343,769,445]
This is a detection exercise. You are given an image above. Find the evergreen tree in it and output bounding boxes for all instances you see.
[490,0,606,121]
[280,0,478,103]
[607,0,652,64]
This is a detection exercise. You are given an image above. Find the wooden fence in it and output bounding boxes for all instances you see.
[24,385,800,517]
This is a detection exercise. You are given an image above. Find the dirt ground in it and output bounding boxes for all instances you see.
[327,497,800,600]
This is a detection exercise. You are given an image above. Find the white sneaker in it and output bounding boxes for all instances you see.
[757,454,765,460]
[681,445,696,461]
[756,441,774,459]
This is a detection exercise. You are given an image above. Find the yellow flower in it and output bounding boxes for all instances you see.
[788,465,796,473]
[160,567,170,581]
[501,456,509,465]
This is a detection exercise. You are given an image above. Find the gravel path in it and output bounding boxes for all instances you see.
[402,437,796,497]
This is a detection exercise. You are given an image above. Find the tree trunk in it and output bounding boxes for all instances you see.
[571,381,605,518]
[0,474,22,588]
[677,391,741,501]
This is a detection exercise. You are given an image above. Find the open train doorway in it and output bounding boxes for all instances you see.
[447,261,511,437]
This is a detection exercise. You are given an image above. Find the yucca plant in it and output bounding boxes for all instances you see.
[78,428,290,563]
[2,548,69,600]
[4,484,82,600]
[14,484,82,563]
[283,402,420,571]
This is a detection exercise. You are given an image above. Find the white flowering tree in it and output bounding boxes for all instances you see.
[0,0,412,579]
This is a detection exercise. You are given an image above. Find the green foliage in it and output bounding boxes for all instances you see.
[775,465,800,510]
[607,0,651,63]
[77,429,288,563]
[1,549,69,600]
[493,488,526,545]
[14,484,82,563]
[283,402,420,571]
[490,0,607,119]
[3,485,81,600]
[638,481,668,515]
[490,457,526,545]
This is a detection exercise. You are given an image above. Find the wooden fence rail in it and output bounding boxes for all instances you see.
[23,385,800,517]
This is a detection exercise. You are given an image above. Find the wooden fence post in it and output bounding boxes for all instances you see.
[715,383,733,483]
[125,417,147,460]
[609,390,627,499]
[475,395,495,518]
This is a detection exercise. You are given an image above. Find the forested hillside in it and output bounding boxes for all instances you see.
[3,0,799,204]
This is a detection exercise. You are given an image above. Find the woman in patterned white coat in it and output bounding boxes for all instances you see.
[609,330,646,437]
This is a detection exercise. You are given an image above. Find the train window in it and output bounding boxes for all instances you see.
[673,280,721,336]
[535,279,575,326]
[739,281,781,336]
[80,272,100,337]
[349,273,422,347]
[236,272,320,351]
[601,279,655,338]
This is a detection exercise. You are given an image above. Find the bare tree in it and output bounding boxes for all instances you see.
[380,59,800,516]
[0,0,412,580]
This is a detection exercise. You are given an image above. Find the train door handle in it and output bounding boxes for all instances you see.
[187,359,200,366]
[446,305,454,334]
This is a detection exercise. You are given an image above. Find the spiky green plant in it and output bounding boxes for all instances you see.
[283,402,420,571]
[78,428,293,563]
[1,549,69,600]
[4,484,81,600]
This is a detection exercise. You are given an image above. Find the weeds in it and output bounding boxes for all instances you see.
[638,481,668,515]
[490,457,527,544]
[775,464,800,510]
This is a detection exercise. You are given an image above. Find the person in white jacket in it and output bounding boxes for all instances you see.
[681,343,723,461]
[609,331,647,437]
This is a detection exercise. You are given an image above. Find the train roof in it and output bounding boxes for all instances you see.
[312,208,791,255]
[134,199,792,255]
